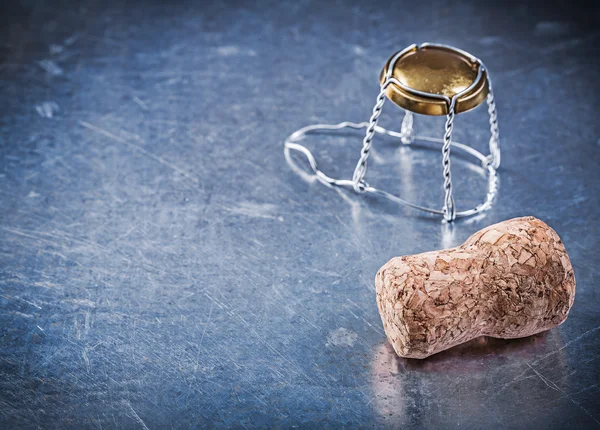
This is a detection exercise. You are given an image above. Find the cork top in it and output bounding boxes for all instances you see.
[380,44,489,116]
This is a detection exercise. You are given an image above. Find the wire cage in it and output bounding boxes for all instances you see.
[284,43,500,222]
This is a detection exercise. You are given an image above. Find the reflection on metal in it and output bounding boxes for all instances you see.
[369,331,567,424]
[284,43,501,222]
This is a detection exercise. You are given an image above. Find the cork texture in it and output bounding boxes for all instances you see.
[375,216,576,359]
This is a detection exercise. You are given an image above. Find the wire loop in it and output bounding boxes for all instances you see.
[284,118,499,219]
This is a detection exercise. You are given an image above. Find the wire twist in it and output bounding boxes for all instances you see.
[442,98,457,222]
[351,83,389,193]
[400,110,414,144]
[486,86,501,169]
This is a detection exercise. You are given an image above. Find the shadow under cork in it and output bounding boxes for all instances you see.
[399,332,551,370]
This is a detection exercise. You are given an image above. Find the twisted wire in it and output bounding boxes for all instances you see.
[400,110,414,144]
[351,83,389,192]
[486,86,501,169]
[442,98,457,222]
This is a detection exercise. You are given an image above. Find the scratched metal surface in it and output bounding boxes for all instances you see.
[1,0,599,428]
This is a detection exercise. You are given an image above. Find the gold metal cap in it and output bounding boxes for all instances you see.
[380,44,489,116]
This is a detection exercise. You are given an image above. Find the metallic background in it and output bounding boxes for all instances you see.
[1,0,599,428]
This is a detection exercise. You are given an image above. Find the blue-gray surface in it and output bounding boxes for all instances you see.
[1,0,599,428]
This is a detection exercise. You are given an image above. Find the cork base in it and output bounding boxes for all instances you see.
[375,217,576,359]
